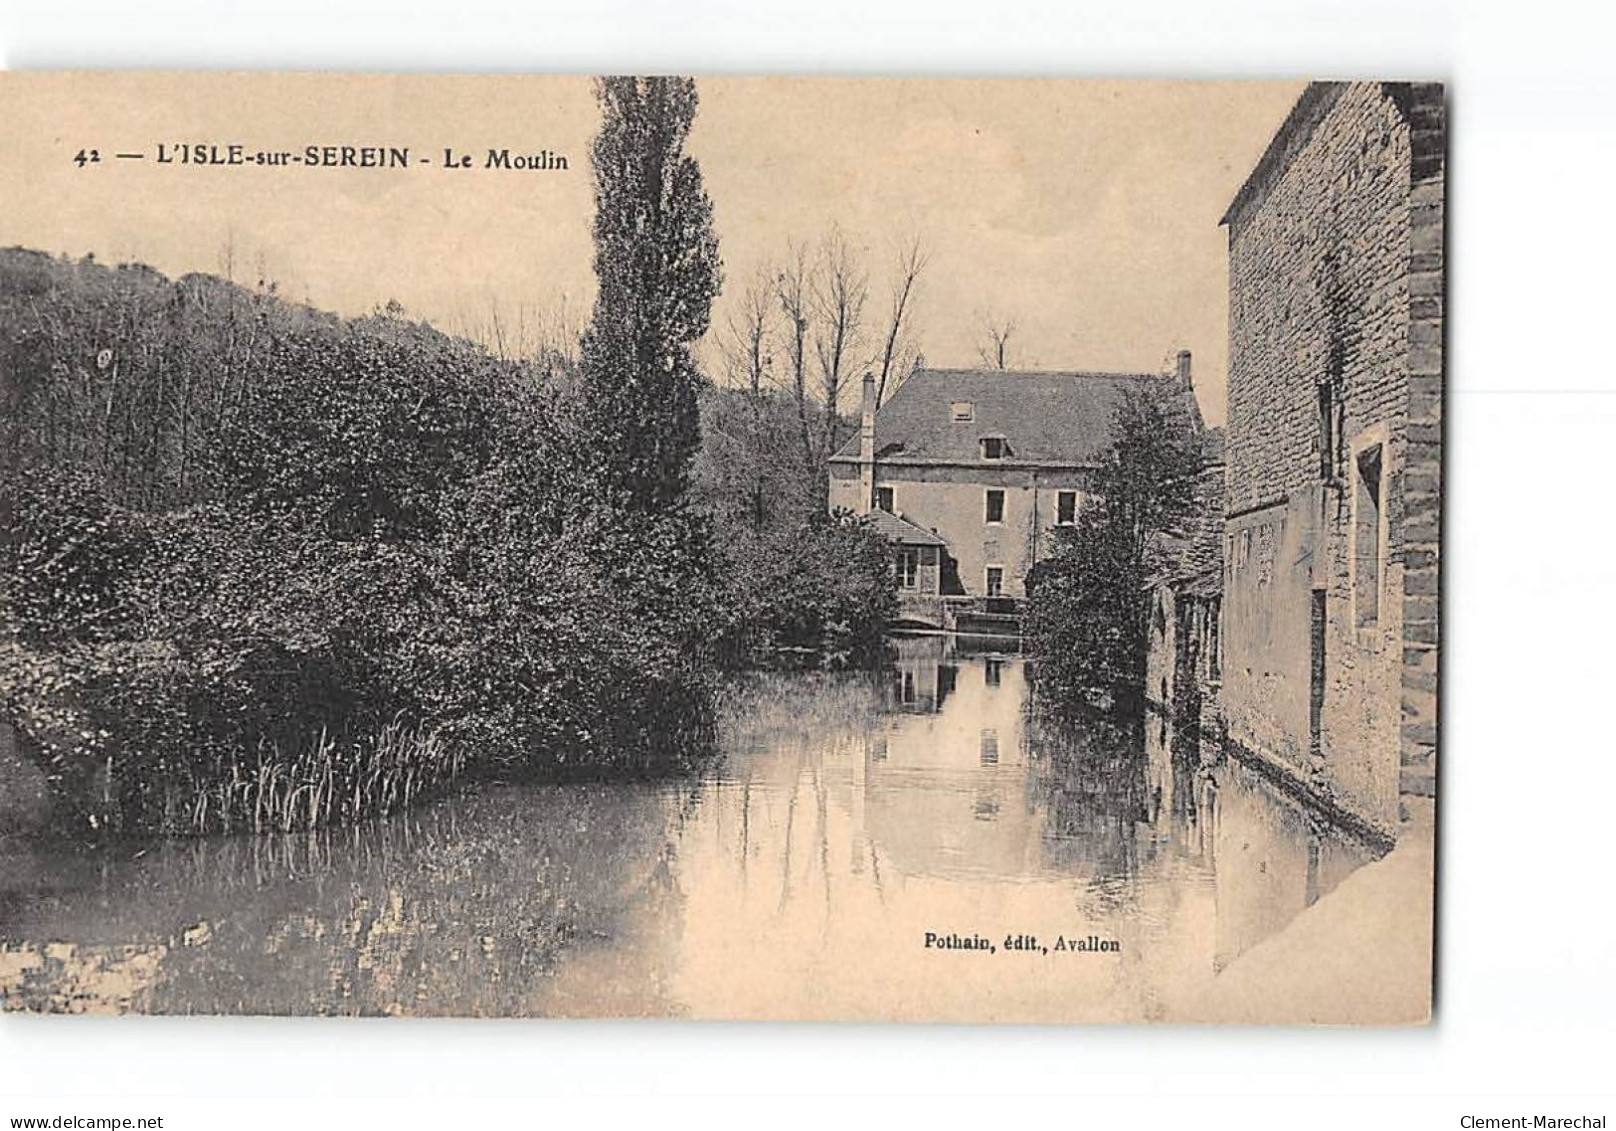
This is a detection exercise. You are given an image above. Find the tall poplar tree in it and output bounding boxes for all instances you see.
[576,76,723,513]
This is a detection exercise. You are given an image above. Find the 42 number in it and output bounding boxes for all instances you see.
[73,148,101,167]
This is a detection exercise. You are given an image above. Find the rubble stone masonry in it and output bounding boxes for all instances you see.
[1222,82,1443,834]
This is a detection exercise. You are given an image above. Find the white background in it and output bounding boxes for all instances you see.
[2,0,1614,1126]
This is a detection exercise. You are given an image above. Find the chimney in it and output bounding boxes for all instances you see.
[1176,349,1193,391]
[859,372,877,514]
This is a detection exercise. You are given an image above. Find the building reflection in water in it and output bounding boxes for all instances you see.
[677,634,1386,1019]
[2,632,1384,1020]
[887,635,959,713]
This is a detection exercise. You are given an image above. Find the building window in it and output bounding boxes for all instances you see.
[950,401,975,423]
[980,436,1006,460]
[985,565,1004,597]
[1056,490,1078,525]
[896,547,920,590]
[985,658,1002,687]
[1316,381,1337,482]
[984,489,1005,524]
[1353,441,1384,628]
[979,728,1000,765]
[875,485,895,513]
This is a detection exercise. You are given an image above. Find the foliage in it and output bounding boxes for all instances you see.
[1025,382,1205,701]
[0,247,334,514]
[0,252,720,835]
[690,384,824,534]
[572,77,723,514]
[2,465,148,646]
[713,511,898,670]
[690,384,896,669]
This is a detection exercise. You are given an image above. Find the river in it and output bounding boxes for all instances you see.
[0,637,1383,1021]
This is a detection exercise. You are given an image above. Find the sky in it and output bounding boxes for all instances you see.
[0,73,1303,424]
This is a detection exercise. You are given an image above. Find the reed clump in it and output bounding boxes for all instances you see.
[161,718,464,836]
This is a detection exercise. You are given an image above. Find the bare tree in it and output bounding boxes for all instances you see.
[812,227,867,460]
[721,264,777,531]
[775,238,817,472]
[449,293,581,375]
[872,233,929,408]
[977,314,1017,370]
[763,228,918,477]
[723,264,775,398]
[530,293,583,374]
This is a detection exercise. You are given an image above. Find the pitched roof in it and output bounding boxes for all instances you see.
[832,367,1180,467]
[861,508,946,546]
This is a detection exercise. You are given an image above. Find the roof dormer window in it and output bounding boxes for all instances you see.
[950,401,975,423]
[980,436,1007,461]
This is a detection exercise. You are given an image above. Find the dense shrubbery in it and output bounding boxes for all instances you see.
[0,251,724,833]
[1025,383,1203,705]
[692,384,897,669]
[1023,505,1142,704]
[714,512,898,670]
[0,78,767,835]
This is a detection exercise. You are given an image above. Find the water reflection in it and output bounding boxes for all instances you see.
[1,785,691,1016]
[1,635,1382,1020]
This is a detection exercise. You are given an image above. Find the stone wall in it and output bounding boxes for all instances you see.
[1223,495,1319,781]
[1398,83,1445,822]
[1225,83,1414,515]
[1222,82,1444,834]
[1145,585,1178,711]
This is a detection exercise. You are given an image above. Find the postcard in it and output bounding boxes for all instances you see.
[0,74,1441,1023]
